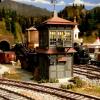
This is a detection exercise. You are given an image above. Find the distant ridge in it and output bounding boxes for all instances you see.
[0,0,51,17]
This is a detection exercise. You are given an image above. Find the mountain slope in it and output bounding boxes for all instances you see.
[0,0,51,17]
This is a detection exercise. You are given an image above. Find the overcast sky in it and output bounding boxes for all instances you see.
[11,0,100,11]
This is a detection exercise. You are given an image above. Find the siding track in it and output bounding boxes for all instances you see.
[73,64,100,79]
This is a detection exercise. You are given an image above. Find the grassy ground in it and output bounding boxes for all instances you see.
[82,36,96,43]
[72,85,100,97]
[60,77,100,97]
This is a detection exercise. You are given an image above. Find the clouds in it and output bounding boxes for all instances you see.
[68,0,100,7]
[84,2,100,7]
[32,0,50,4]
[11,0,65,6]
[11,0,100,11]
[11,0,34,5]
[56,1,65,6]
[11,0,100,7]
[31,0,66,6]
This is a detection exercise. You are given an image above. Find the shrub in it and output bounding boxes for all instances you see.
[49,78,59,83]
[66,84,75,89]
[60,84,67,89]
[60,83,74,89]
[37,79,48,83]
[69,76,85,88]
[2,72,9,77]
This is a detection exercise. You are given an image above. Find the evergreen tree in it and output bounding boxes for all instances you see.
[11,19,16,38]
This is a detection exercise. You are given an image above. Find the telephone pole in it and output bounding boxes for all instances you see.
[50,0,57,11]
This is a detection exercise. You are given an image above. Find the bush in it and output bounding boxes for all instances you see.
[69,76,85,88]
[37,79,48,83]
[49,78,59,83]
[60,84,74,89]
[60,84,67,89]
[2,72,9,77]
[66,84,75,89]
[37,78,59,83]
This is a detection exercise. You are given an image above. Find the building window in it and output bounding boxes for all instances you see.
[49,31,56,46]
[49,30,72,47]
[57,31,64,46]
[63,31,72,47]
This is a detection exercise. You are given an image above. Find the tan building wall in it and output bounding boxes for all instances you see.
[25,27,39,49]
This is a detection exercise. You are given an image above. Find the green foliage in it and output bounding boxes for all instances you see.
[2,72,9,76]
[59,6,100,38]
[60,77,86,90]
[66,84,75,89]
[0,0,50,43]
[0,0,51,17]
[49,78,59,83]
[60,83,74,89]
[69,76,85,88]
[33,78,59,83]
[60,84,67,89]
[37,79,49,83]
[0,0,99,43]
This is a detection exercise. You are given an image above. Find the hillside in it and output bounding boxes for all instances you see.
[0,0,100,43]
[0,20,11,35]
[0,0,51,17]
[59,6,100,36]
[0,0,51,42]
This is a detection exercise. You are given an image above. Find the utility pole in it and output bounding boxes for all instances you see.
[50,0,58,17]
[50,0,57,11]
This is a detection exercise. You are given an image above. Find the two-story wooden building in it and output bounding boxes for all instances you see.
[35,12,77,81]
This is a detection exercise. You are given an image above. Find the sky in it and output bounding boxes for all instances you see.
[11,0,100,11]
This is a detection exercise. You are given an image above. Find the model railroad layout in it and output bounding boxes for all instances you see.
[0,78,99,100]
[73,64,100,79]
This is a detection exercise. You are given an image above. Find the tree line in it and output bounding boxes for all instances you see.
[0,5,100,42]
[59,6,100,37]
[0,8,49,40]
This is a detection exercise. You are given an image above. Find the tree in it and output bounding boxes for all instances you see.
[11,19,16,38]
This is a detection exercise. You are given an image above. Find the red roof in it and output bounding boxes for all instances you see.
[43,16,77,25]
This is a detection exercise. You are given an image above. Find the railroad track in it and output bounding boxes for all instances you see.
[0,86,32,100]
[73,64,100,79]
[0,78,100,100]
[73,65,100,72]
